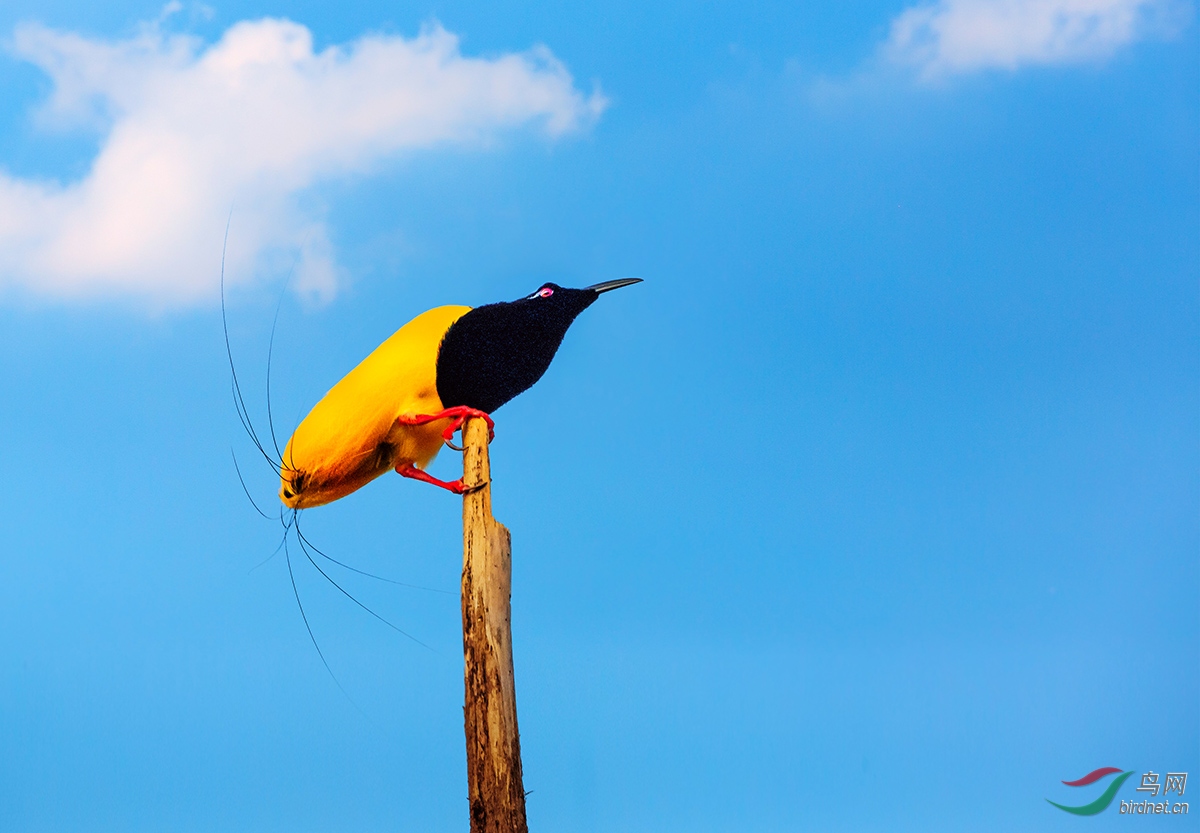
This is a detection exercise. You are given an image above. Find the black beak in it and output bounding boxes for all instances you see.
[585,277,643,294]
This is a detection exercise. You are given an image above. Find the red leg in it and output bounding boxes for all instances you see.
[396,462,483,495]
[396,406,495,443]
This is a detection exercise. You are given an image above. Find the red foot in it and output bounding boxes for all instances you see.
[396,406,495,444]
[396,462,483,494]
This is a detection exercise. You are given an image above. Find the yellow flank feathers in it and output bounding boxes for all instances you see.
[280,305,472,509]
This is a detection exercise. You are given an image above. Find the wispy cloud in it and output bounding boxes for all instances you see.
[883,0,1190,79]
[0,12,605,306]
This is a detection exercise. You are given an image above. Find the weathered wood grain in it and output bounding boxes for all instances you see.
[461,416,527,833]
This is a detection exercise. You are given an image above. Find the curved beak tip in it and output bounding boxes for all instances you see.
[586,277,644,294]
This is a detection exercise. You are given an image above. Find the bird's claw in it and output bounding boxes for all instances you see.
[395,408,494,493]
[395,463,488,495]
[397,406,495,445]
[440,409,495,445]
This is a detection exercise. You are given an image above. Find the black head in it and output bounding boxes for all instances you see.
[435,278,642,414]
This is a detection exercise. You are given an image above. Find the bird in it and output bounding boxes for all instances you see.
[278,278,642,508]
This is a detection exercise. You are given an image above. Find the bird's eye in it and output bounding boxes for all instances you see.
[536,287,554,298]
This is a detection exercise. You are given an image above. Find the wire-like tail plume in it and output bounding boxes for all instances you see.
[220,214,286,478]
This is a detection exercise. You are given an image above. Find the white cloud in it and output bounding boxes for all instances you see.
[0,13,605,306]
[884,0,1190,79]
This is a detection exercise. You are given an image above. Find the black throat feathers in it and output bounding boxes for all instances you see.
[435,283,598,414]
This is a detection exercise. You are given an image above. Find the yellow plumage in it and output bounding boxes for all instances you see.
[280,304,471,509]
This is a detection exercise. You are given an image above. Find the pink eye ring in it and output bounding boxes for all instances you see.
[537,287,554,298]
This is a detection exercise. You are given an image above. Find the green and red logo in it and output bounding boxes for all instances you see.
[1047,767,1134,815]
[1048,767,1189,815]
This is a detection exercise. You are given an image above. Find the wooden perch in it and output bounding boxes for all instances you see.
[461,416,528,833]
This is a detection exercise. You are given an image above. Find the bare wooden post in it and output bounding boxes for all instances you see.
[461,416,528,833]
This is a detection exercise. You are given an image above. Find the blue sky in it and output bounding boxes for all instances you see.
[0,1,1195,830]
